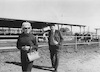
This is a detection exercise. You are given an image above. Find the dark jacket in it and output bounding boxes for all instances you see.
[17,33,38,62]
[48,30,63,46]
[17,33,38,53]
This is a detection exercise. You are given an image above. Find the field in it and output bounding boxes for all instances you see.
[0,43,100,72]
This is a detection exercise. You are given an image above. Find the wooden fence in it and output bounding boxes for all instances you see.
[0,35,100,51]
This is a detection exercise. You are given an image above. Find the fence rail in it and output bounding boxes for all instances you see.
[0,35,100,51]
[36,35,100,51]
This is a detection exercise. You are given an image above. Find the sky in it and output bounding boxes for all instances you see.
[0,0,100,33]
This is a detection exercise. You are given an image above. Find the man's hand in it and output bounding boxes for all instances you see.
[22,46,30,51]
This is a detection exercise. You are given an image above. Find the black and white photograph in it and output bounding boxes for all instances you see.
[0,0,100,72]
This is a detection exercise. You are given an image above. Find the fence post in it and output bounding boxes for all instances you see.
[98,35,100,49]
[75,36,77,52]
[36,35,38,44]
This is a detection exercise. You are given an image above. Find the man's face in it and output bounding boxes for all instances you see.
[22,26,32,34]
[50,25,55,31]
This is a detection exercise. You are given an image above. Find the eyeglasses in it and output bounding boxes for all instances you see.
[23,27,31,29]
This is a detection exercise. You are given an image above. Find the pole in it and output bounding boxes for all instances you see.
[83,27,85,33]
[88,26,90,33]
[58,25,60,30]
[98,35,100,49]
[36,35,38,44]
[80,26,81,34]
[75,36,77,52]
[71,26,72,35]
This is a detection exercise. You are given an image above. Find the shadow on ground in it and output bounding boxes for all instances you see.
[5,61,53,71]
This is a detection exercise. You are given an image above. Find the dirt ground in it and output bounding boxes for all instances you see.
[0,44,100,72]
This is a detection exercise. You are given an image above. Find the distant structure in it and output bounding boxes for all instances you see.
[58,24,86,34]
[95,28,100,35]
[0,17,86,35]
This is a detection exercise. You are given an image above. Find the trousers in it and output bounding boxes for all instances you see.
[21,51,33,72]
[49,45,60,71]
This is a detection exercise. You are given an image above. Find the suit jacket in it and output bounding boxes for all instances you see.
[48,30,63,46]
